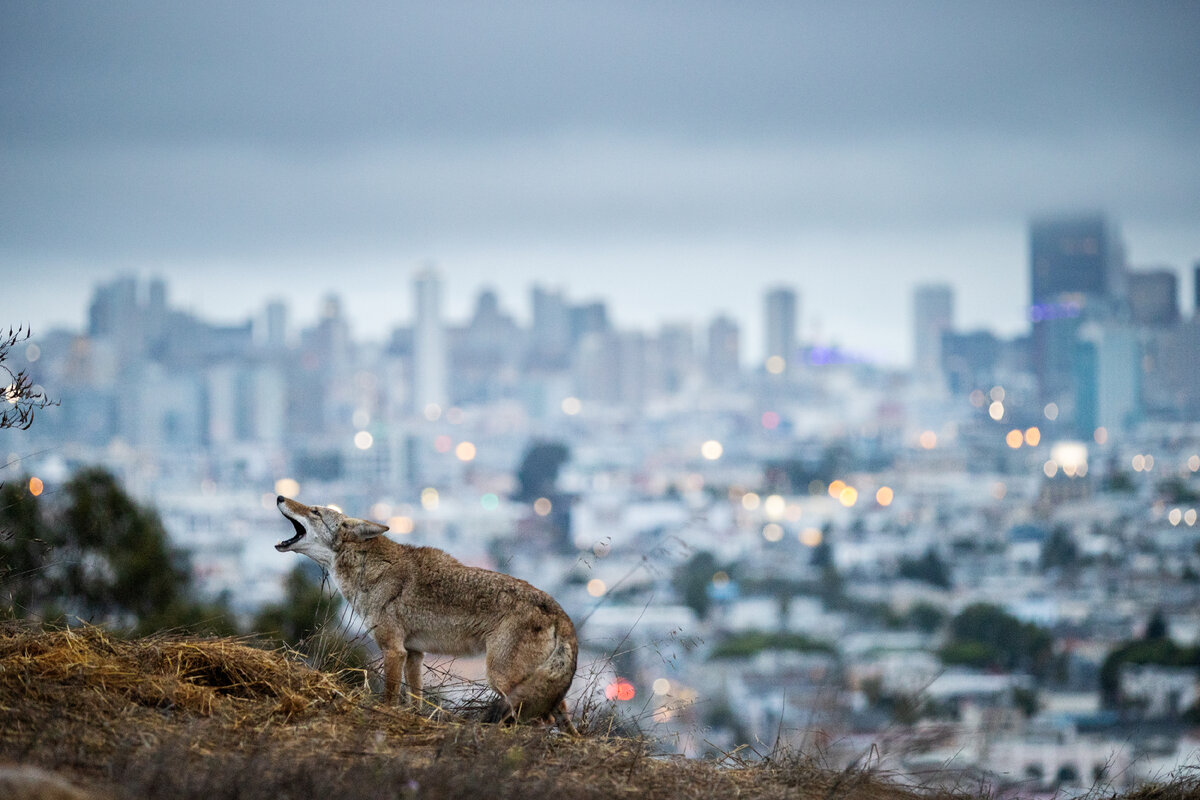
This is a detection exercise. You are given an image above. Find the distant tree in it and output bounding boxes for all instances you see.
[904,601,948,634]
[512,441,570,502]
[0,481,55,616]
[1099,635,1200,708]
[1102,470,1136,494]
[897,548,952,589]
[810,526,834,568]
[709,630,835,660]
[1144,608,1168,641]
[674,550,718,620]
[1158,476,1200,504]
[940,603,1058,679]
[0,466,235,634]
[0,326,56,430]
[1039,527,1079,571]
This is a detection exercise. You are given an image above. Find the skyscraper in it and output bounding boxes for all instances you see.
[706,315,740,386]
[912,283,954,380]
[763,286,798,368]
[529,285,571,368]
[413,267,447,414]
[1029,215,1126,407]
[1127,269,1179,327]
[1030,215,1125,307]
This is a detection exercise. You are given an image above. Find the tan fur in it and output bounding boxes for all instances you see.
[274,496,578,731]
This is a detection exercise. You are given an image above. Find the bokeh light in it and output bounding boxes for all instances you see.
[1189,455,1200,472]
[741,492,761,511]
[800,527,823,547]
[481,493,499,511]
[1168,508,1182,526]
[711,571,730,588]
[423,403,442,421]
[587,578,607,597]
[455,441,476,461]
[988,401,1004,421]
[762,523,783,542]
[1094,427,1108,445]
[420,487,439,510]
[1005,429,1023,449]
[827,479,847,498]
[764,494,785,519]
[388,516,415,534]
[701,440,724,460]
[761,410,780,430]
[354,430,374,450]
[652,678,671,696]
[765,355,786,374]
[28,476,43,496]
[534,497,553,516]
[1024,427,1041,447]
[561,396,582,415]
[919,430,938,449]
[875,486,894,506]
[839,486,858,507]
[274,478,300,498]
[605,678,635,702]
[1044,402,1059,421]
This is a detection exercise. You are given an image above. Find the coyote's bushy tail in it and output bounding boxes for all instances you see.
[483,623,578,726]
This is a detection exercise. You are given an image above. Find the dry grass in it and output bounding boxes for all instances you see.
[0,622,1181,800]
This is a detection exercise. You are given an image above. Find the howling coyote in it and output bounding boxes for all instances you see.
[274,496,578,730]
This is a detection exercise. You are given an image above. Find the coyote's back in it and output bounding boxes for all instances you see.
[274,495,577,729]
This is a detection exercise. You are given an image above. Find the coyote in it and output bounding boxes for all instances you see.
[274,495,578,730]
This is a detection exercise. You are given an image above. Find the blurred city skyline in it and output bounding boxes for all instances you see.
[4,2,1199,364]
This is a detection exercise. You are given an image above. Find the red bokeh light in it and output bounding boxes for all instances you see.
[605,678,635,702]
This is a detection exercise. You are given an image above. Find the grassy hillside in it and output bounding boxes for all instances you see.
[0,623,1192,800]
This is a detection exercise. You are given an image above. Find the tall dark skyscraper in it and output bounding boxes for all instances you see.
[1029,215,1126,409]
[1030,215,1125,307]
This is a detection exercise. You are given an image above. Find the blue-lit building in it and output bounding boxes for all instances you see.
[1029,215,1126,419]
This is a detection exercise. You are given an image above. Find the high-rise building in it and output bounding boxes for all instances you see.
[262,300,289,350]
[1193,262,1200,316]
[529,285,571,368]
[1128,269,1179,327]
[1030,215,1125,307]
[912,283,954,380]
[569,301,610,346]
[706,315,740,386]
[763,286,798,368]
[1029,215,1126,408]
[1075,323,1141,436]
[413,267,448,414]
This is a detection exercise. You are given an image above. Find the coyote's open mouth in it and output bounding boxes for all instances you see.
[276,515,306,551]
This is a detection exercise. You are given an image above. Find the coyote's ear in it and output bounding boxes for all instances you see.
[343,519,389,541]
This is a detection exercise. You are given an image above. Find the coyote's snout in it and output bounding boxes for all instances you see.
[274,495,578,730]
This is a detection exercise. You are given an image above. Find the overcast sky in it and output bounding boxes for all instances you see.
[3,1,1199,364]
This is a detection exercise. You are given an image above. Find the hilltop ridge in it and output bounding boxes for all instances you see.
[0,624,1191,800]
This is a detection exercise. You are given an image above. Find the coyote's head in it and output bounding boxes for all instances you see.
[275,495,389,567]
